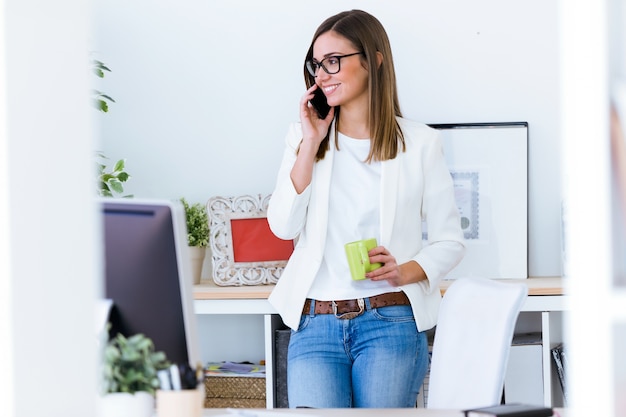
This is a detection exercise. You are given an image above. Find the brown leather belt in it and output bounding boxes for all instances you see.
[302,291,410,320]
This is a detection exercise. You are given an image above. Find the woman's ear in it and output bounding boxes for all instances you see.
[376,51,383,68]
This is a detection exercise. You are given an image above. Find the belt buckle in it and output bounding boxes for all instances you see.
[332,298,365,320]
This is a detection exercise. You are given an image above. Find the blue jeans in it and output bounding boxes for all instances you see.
[287,300,429,408]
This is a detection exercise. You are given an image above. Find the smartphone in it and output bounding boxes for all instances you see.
[309,87,331,119]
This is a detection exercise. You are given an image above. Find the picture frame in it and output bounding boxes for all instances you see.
[428,122,529,279]
[207,194,294,286]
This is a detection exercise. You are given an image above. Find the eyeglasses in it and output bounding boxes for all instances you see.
[305,52,363,77]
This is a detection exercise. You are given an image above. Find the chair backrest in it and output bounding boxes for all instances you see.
[426,277,528,409]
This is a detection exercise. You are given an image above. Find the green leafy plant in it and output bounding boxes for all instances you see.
[102,333,170,395]
[92,59,116,112]
[97,152,132,197]
[181,198,209,247]
[92,59,132,197]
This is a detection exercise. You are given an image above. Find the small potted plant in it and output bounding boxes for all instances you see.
[100,332,170,417]
[181,198,209,284]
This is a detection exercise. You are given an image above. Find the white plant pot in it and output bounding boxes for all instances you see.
[99,392,155,417]
[188,246,206,284]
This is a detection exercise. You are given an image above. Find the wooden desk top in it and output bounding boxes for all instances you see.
[193,276,564,300]
[194,280,274,300]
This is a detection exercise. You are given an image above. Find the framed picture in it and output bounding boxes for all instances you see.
[427,122,529,279]
[207,194,294,286]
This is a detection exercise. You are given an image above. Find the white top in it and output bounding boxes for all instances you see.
[307,133,397,301]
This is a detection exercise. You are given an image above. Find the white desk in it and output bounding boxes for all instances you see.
[194,277,567,409]
[193,277,566,313]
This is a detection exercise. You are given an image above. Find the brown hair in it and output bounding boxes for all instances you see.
[304,9,405,162]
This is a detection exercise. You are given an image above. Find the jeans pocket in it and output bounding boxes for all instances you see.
[295,314,311,332]
[371,305,415,323]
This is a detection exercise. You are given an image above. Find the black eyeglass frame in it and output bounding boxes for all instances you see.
[305,52,364,77]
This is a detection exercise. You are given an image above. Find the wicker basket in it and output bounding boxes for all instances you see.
[204,376,266,408]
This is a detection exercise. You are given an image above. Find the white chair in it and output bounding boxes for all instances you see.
[426,277,528,410]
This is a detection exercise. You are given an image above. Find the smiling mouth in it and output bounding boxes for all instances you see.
[323,84,339,94]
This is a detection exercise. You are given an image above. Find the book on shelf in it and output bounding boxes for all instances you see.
[463,403,554,417]
[204,361,266,377]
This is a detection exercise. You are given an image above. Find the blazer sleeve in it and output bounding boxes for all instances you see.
[413,130,465,291]
[267,123,312,240]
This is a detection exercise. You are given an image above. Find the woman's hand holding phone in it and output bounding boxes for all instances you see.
[300,84,334,148]
[310,87,331,119]
[290,85,335,194]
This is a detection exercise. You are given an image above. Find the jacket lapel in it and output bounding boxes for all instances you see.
[380,155,400,246]
[311,128,335,250]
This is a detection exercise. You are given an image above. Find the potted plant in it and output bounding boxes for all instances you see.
[100,332,170,417]
[181,198,209,284]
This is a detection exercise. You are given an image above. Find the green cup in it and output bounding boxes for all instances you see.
[344,238,382,281]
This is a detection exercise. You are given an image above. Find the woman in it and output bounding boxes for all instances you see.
[267,10,465,408]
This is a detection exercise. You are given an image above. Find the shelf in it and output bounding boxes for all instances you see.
[194,280,275,300]
[193,276,564,300]
[192,277,566,315]
[439,276,564,296]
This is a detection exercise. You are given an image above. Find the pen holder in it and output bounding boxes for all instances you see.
[156,389,203,417]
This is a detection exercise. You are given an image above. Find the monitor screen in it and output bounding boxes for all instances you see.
[101,198,200,367]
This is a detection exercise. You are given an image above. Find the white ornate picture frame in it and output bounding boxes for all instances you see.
[207,194,294,286]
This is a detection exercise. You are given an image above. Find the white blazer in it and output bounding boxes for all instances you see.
[267,117,465,330]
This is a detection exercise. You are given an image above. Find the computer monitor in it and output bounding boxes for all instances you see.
[100,198,200,367]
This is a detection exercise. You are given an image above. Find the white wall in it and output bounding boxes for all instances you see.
[92,0,562,277]
[2,1,99,416]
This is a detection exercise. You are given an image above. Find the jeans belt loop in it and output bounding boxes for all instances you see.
[332,298,365,320]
